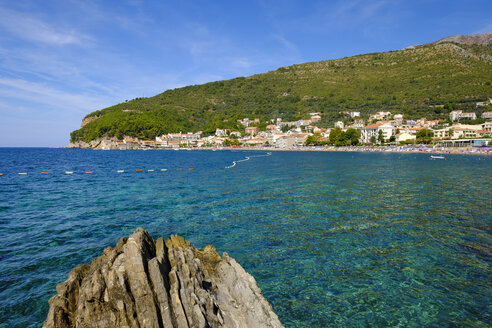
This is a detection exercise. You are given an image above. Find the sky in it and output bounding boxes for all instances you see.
[0,0,491,147]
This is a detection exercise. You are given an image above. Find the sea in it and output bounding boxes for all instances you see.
[0,148,490,327]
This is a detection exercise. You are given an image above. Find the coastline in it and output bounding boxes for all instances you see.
[69,145,492,156]
[181,145,492,156]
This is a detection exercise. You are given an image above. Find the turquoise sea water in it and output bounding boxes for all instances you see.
[0,148,491,327]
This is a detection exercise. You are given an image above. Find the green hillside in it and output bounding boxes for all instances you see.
[70,42,492,142]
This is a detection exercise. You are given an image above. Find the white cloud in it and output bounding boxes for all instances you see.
[0,7,92,46]
[0,78,111,115]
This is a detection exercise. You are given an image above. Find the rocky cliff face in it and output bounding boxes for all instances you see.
[67,137,119,149]
[43,228,283,328]
[434,33,492,46]
[81,115,100,128]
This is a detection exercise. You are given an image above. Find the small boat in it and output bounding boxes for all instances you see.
[430,155,445,160]
[117,170,124,173]
[65,171,74,174]
[18,173,27,175]
[147,169,154,172]
[160,169,168,171]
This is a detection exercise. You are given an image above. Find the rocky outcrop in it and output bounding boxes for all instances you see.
[434,33,492,46]
[67,137,119,149]
[81,115,100,128]
[43,228,283,328]
[405,33,492,49]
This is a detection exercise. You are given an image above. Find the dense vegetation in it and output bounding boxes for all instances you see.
[71,42,492,143]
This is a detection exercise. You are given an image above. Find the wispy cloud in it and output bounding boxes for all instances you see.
[0,78,111,115]
[272,34,301,56]
[0,6,92,46]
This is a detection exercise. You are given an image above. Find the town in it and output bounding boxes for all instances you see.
[110,100,492,152]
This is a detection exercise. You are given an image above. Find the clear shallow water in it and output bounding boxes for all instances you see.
[0,148,491,327]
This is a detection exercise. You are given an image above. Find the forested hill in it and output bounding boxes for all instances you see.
[70,34,492,143]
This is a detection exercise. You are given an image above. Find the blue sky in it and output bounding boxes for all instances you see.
[0,0,491,147]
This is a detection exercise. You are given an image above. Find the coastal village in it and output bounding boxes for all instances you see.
[102,99,492,151]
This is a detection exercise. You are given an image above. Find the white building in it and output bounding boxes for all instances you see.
[369,111,392,121]
[449,110,477,121]
[476,98,492,107]
[334,121,344,129]
[361,124,381,143]
[276,136,296,148]
[215,129,226,137]
[395,132,416,143]
[361,123,394,143]
[482,111,492,120]
[433,123,486,139]
[349,111,360,118]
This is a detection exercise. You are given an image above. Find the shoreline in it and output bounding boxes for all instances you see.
[60,145,492,155]
[189,145,492,156]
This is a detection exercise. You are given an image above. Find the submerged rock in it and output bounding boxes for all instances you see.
[43,228,283,328]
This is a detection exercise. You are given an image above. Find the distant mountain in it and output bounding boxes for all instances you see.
[70,34,492,143]
[435,33,492,46]
[405,33,492,49]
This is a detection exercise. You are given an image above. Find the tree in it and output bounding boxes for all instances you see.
[378,130,384,144]
[329,127,342,144]
[344,128,361,146]
[370,136,377,144]
[416,129,434,144]
[389,135,396,143]
[305,135,318,145]
[224,139,241,146]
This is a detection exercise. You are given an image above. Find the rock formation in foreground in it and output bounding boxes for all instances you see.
[43,228,283,328]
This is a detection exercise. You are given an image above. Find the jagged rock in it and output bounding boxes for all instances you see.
[43,228,283,328]
[67,137,119,149]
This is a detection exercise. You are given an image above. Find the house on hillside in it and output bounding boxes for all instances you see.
[276,136,296,148]
[476,98,492,107]
[124,139,139,149]
[245,138,266,146]
[334,121,344,129]
[395,132,415,143]
[142,140,156,148]
[482,111,492,120]
[245,126,259,135]
[450,110,476,121]
[361,123,394,143]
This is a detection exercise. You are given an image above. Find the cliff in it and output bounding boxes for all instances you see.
[43,228,283,328]
[68,137,120,149]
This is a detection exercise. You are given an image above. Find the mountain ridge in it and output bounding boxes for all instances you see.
[70,33,492,143]
[405,33,492,49]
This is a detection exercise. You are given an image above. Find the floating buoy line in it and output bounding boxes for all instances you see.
[225,152,272,169]
[1,152,273,176]
[0,168,196,177]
